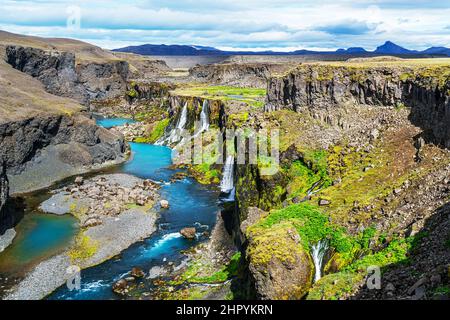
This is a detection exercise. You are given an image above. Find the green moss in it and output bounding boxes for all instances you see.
[148,118,170,143]
[177,252,242,284]
[250,203,354,253]
[309,233,423,300]
[228,112,249,126]
[134,118,170,144]
[307,272,363,300]
[171,85,266,108]
[68,233,98,263]
[433,285,450,296]
[247,222,307,267]
[127,88,138,99]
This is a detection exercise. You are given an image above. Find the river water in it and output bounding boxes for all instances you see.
[0,118,220,300]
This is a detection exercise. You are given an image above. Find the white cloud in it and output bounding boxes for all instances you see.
[0,0,449,50]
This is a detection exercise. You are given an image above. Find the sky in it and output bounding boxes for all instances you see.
[0,0,449,51]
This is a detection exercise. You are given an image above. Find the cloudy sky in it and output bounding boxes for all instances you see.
[0,0,449,51]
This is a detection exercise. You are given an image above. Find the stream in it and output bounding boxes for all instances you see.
[0,118,221,300]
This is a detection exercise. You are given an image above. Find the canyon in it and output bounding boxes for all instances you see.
[0,30,449,301]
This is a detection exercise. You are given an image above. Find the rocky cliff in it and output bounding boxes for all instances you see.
[266,63,450,147]
[1,114,126,194]
[189,63,294,88]
[6,45,129,105]
[0,162,8,224]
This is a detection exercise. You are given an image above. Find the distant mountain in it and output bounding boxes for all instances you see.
[336,47,367,54]
[374,41,416,54]
[113,41,450,57]
[112,44,222,56]
[421,47,450,56]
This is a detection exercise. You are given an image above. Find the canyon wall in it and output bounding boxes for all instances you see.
[0,162,9,225]
[265,64,450,147]
[189,63,293,88]
[0,114,126,194]
[6,45,130,105]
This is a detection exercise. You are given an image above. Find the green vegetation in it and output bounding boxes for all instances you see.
[176,252,242,284]
[308,232,426,300]
[228,112,249,126]
[191,162,220,185]
[68,233,98,263]
[433,285,450,296]
[126,81,139,99]
[172,85,266,108]
[134,118,170,144]
[284,149,332,200]
[251,203,353,252]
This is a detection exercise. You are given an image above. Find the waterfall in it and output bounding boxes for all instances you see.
[220,156,234,193]
[311,240,329,282]
[199,100,210,133]
[156,102,188,145]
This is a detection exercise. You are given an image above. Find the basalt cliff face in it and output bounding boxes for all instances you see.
[189,63,295,88]
[266,64,450,147]
[0,114,126,194]
[6,45,129,105]
[0,163,9,224]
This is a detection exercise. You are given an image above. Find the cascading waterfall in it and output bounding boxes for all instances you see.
[220,155,235,193]
[156,102,188,145]
[311,240,329,282]
[199,100,210,133]
[192,100,210,138]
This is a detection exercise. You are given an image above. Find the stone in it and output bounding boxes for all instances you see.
[180,227,197,240]
[130,267,145,278]
[160,200,170,209]
[430,274,442,287]
[82,217,102,228]
[385,283,395,292]
[148,266,164,279]
[74,176,84,186]
[407,277,427,296]
[112,279,128,295]
[319,199,331,206]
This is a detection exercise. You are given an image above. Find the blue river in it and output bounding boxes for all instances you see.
[45,118,220,299]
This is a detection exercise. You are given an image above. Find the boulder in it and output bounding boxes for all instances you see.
[74,176,84,186]
[180,227,197,240]
[160,200,170,209]
[112,279,129,295]
[246,223,313,300]
[130,267,145,278]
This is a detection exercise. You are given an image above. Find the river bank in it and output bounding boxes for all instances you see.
[3,173,160,300]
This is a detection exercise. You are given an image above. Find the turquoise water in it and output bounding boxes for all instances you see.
[46,122,220,300]
[96,118,136,128]
[0,214,78,273]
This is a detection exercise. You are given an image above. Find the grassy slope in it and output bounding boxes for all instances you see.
[0,60,82,123]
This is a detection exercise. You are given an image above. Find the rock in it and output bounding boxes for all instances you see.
[148,266,164,279]
[430,274,442,287]
[385,283,396,292]
[319,199,331,206]
[370,128,380,141]
[180,227,197,240]
[130,267,145,278]
[160,200,169,209]
[74,176,84,186]
[82,217,102,228]
[112,279,128,295]
[247,225,313,299]
[407,277,427,296]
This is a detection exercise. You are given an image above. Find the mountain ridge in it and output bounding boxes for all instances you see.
[113,41,450,57]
